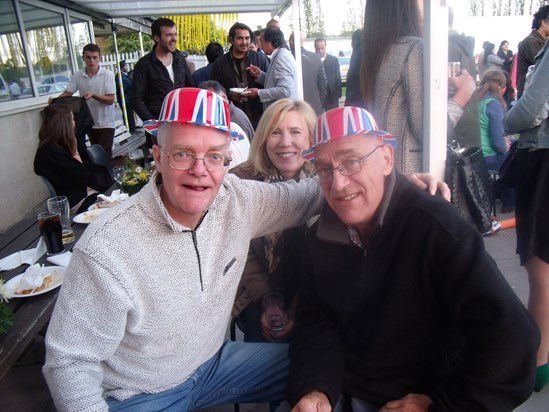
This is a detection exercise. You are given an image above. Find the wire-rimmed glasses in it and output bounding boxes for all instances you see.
[163,151,231,172]
[313,145,383,184]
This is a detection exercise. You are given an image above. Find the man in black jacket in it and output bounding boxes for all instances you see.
[211,22,269,129]
[314,38,341,111]
[287,107,539,412]
[516,5,549,99]
[289,32,327,117]
[130,18,194,146]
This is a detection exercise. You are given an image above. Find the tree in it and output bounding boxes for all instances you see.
[470,0,546,16]
[171,14,234,55]
[104,32,154,54]
[343,0,364,34]
[301,0,325,37]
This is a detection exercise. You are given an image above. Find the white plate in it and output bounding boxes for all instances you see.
[5,266,66,298]
[229,87,250,95]
[73,208,107,224]
[88,201,119,211]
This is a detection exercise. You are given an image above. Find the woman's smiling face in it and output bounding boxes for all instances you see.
[265,110,311,180]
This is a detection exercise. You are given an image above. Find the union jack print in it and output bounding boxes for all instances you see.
[302,107,397,161]
[143,88,244,141]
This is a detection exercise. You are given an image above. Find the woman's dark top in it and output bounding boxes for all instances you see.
[34,143,103,206]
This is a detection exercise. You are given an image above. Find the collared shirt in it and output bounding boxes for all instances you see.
[67,67,115,128]
[348,225,363,249]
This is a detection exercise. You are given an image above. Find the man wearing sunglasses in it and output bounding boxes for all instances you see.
[287,107,539,412]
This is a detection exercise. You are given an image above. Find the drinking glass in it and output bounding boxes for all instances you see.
[448,61,461,78]
[113,166,126,186]
[262,292,288,333]
[47,196,74,244]
[37,211,65,256]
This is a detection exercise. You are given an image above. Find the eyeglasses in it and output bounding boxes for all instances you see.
[313,145,383,184]
[163,151,231,172]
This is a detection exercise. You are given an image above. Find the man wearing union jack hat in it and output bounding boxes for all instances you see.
[44,87,324,411]
[286,107,539,411]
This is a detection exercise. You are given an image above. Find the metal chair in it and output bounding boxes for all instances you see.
[86,144,113,181]
[40,175,57,198]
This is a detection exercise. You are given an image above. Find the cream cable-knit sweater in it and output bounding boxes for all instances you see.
[44,172,322,412]
[373,36,424,174]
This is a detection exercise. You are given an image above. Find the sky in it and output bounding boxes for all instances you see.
[240,1,348,36]
[241,1,538,55]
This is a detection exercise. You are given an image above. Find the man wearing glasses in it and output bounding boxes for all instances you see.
[43,88,322,411]
[287,107,539,412]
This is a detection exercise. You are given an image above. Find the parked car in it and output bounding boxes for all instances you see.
[38,82,68,95]
[41,75,70,85]
[20,82,68,97]
[338,56,350,83]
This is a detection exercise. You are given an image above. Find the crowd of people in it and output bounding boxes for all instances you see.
[30,2,549,411]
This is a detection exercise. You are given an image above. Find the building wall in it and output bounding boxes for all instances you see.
[0,106,48,233]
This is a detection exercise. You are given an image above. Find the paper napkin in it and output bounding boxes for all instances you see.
[46,251,72,267]
[0,238,46,271]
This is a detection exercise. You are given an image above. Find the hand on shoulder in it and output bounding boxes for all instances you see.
[405,173,451,201]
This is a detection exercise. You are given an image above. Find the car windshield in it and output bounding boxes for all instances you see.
[338,57,350,65]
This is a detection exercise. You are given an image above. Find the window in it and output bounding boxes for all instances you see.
[70,17,91,72]
[20,2,71,96]
[0,0,31,101]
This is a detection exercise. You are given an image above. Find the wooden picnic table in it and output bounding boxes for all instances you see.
[0,187,115,380]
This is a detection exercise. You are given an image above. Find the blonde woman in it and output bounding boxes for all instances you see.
[230,99,316,342]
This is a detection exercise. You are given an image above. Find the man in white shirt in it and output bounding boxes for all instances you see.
[58,43,116,158]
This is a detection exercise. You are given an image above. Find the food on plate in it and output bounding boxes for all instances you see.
[16,273,54,295]
[75,209,106,223]
[229,87,250,95]
[89,201,119,210]
[81,212,97,222]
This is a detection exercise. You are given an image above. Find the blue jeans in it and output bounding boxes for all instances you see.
[485,153,516,209]
[106,341,288,411]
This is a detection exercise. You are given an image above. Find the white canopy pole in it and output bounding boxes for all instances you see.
[423,0,448,179]
[291,0,304,99]
[112,21,129,130]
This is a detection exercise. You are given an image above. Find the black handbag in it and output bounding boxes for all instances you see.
[498,140,518,188]
[446,144,493,234]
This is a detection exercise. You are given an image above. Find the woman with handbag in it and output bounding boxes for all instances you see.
[503,39,549,393]
[360,0,424,173]
[474,69,515,213]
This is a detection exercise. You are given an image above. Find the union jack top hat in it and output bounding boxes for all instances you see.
[302,106,397,161]
[143,88,245,141]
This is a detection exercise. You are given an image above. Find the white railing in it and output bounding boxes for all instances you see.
[101,52,207,72]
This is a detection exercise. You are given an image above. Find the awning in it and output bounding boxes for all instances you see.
[59,0,292,18]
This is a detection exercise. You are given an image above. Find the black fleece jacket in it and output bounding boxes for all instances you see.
[287,172,539,411]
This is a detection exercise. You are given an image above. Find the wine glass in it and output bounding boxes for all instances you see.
[113,166,126,188]
[262,292,288,335]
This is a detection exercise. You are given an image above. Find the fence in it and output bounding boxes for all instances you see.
[101,52,207,73]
